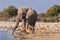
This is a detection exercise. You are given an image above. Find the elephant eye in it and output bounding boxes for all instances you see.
[22,13,24,15]
[22,12,24,15]
[22,12,26,15]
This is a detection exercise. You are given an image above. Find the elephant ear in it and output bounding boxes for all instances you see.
[26,8,34,18]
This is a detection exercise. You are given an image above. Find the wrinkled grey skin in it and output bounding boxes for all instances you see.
[12,7,37,35]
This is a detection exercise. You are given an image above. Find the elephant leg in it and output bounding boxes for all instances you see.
[31,23,35,33]
[22,19,26,32]
[32,26,35,33]
[24,19,26,29]
[33,23,36,33]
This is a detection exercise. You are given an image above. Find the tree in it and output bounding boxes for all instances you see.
[43,18,59,22]
[2,5,18,17]
[38,13,46,17]
[37,13,47,22]
[46,5,60,16]
[0,12,2,17]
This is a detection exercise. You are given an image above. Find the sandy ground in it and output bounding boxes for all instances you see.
[0,22,60,40]
[13,28,60,40]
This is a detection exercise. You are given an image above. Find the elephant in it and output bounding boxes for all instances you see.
[26,8,37,33]
[12,7,37,35]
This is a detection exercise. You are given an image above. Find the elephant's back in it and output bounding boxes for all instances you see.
[18,8,26,14]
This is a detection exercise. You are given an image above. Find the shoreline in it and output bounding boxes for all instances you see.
[0,21,60,32]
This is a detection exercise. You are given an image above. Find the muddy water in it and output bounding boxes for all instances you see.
[0,29,15,40]
[0,29,60,40]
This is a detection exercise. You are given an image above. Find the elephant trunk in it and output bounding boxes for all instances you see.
[26,20,29,29]
[12,15,20,35]
[12,21,19,35]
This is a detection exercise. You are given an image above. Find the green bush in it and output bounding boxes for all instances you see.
[2,5,18,17]
[43,18,59,22]
[46,5,60,16]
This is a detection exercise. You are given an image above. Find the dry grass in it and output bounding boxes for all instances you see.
[15,26,60,40]
[36,27,47,33]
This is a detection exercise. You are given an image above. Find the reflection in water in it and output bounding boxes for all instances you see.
[0,29,60,40]
[0,30,15,40]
